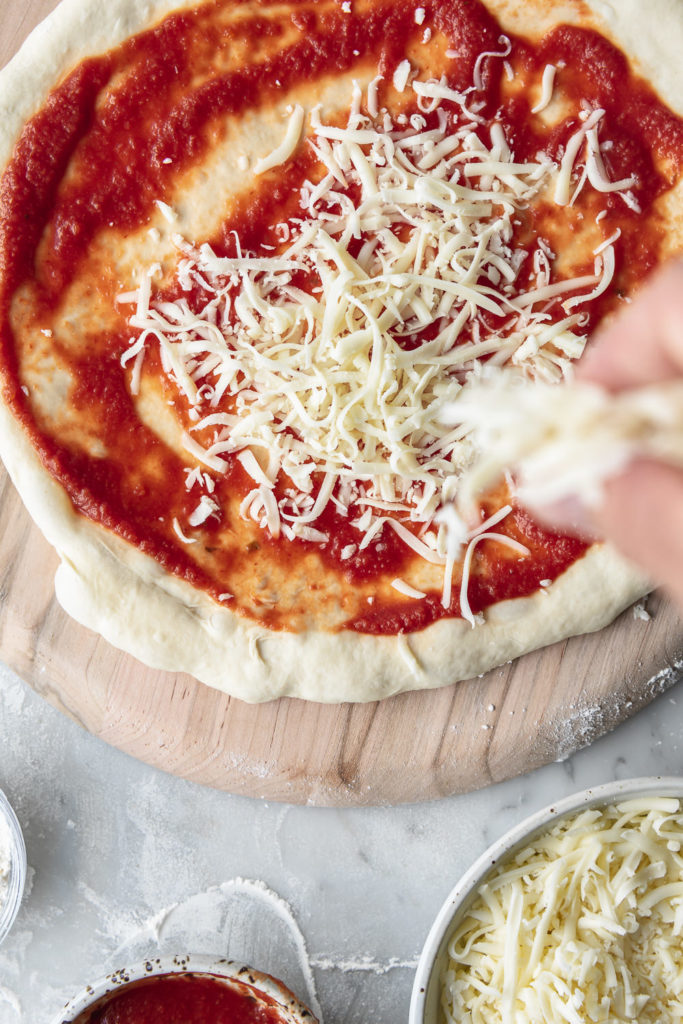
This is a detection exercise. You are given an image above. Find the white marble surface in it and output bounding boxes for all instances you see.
[0,656,683,1024]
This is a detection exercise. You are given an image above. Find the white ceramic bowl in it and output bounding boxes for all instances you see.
[409,775,683,1024]
[0,788,26,947]
[50,954,318,1024]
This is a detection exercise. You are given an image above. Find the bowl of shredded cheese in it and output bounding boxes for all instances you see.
[0,787,26,947]
[410,777,683,1024]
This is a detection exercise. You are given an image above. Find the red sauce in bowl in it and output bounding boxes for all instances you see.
[73,972,303,1024]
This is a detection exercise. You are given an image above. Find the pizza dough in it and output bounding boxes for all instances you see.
[0,0,679,702]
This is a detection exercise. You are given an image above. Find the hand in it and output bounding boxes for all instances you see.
[536,260,683,609]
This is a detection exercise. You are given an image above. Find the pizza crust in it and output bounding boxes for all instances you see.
[0,395,647,702]
[0,0,673,702]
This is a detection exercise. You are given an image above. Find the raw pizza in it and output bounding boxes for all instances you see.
[0,0,681,702]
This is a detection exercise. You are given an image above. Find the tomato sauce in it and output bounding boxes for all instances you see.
[1,0,682,634]
[348,507,588,633]
[75,973,294,1024]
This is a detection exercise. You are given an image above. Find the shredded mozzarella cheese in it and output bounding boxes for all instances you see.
[442,798,683,1024]
[531,63,557,115]
[119,53,639,616]
[391,578,427,599]
[253,105,305,175]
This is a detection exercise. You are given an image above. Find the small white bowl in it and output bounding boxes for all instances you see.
[0,788,26,947]
[409,776,683,1024]
[50,954,318,1024]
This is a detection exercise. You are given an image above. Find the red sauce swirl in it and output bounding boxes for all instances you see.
[1,0,682,634]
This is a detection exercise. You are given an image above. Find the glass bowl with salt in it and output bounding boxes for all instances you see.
[0,788,26,946]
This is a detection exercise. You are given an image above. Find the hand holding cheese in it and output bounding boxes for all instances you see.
[543,262,683,609]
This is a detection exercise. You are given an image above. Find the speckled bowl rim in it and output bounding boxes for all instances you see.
[0,788,26,948]
[49,954,318,1024]
[409,775,683,1024]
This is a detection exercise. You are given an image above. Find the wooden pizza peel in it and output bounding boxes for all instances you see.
[1,0,683,806]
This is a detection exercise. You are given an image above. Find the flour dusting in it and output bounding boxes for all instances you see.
[550,657,683,763]
[219,878,322,1023]
[310,954,419,975]
[0,984,21,1018]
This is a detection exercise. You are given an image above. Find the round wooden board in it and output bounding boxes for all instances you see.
[3,0,683,806]
[2,466,683,806]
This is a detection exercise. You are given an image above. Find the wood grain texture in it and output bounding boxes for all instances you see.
[1,0,682,806]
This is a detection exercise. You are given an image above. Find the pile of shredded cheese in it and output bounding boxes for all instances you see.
[442,798,683,1024]
[119,52,638,617]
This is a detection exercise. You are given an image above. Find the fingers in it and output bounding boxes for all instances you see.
[578,260,683,391]
[591,458,683,607]
[529,458,683,604]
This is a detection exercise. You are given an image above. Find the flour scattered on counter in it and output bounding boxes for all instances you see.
[220,878,322,1022]
[76,881,147,949]
[310,954,419,975]
[0,681,25,717]
[0,984,21,1018]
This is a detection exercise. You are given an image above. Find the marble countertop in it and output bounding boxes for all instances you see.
[0,656,682,1024]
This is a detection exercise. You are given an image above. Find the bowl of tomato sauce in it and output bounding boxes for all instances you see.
[51,954,318,1024]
